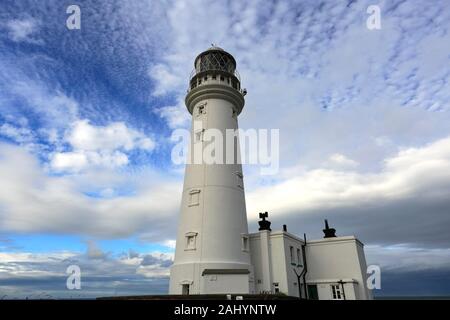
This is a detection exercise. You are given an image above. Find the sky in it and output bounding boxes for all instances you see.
[0,0,449,298]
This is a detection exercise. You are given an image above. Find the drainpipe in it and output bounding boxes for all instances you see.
[301,233,308,299]
[290,226,306,299]
[293,267,304,299]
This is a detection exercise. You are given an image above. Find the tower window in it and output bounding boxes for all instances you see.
[331,284,343,300]
[212,75,217,80]
[241,235,249,251]
[185,232,198,250]
[233,136,239,164]
[236,172,243,189]
[188,189,200,206]
[197,104,206,116]
[220,76,225,81]
[204,76,207,81]
[194,129,204,143]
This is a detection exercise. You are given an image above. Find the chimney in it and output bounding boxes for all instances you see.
[323,219,337,238]
[258,212,271,231]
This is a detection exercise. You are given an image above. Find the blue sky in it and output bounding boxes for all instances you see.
[0,0,450,298]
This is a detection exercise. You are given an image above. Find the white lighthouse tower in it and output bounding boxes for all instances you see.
[169,46,253,295]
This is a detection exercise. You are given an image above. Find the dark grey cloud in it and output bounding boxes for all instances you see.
[0,275,169,299]
[374,269,450,298]
[141,254,173,268]
[267,192,450,249]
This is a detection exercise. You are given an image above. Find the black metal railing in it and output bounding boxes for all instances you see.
[189,67,241,82]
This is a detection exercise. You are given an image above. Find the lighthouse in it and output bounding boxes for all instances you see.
[169,46,253,295]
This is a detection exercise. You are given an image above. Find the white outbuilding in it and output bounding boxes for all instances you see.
[248,215,372,300]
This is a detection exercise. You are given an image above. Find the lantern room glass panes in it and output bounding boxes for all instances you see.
[196,51,235,74]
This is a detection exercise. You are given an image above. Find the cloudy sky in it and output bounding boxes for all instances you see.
[0,0,449,298]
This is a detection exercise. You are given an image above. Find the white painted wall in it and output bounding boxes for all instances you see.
[249,234,263,293]
[305,236,372,300]
[202,274,250,294]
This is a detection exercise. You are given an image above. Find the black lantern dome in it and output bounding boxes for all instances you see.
[188,46,241,93]
[194,46,237,74]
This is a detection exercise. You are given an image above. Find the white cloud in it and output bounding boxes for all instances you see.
[67,120,154,152]
[0,142,181,238]
[2,133,450,248]
[160,239,176,249]
[5,18,40,43]
[0,65,156,172]
[51,152,89,171]
[0,246,172,298]
[99,187,115,198]
[246,135,450,229]
[366,245,450,272]
[84,151,129,167]
[374,136,392,147]
[51,150,130,172]
[153,100,190,129]
[326,153,359,169]
[86,240,108,260]
[145,0,450,175]
[0,76,79,133]
[149,64,183,96]
[0,123,34,143]
[51,120,155,172]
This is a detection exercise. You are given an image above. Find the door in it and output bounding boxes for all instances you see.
[182,284,190,295]
[307,285,319,300]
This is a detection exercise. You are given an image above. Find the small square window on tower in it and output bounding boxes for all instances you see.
[185,232,198,251]
[241,234,249,252]
[194,129,204,143]
[236,172,243,189]
[188,189,200,206]
[197,104,206,117]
